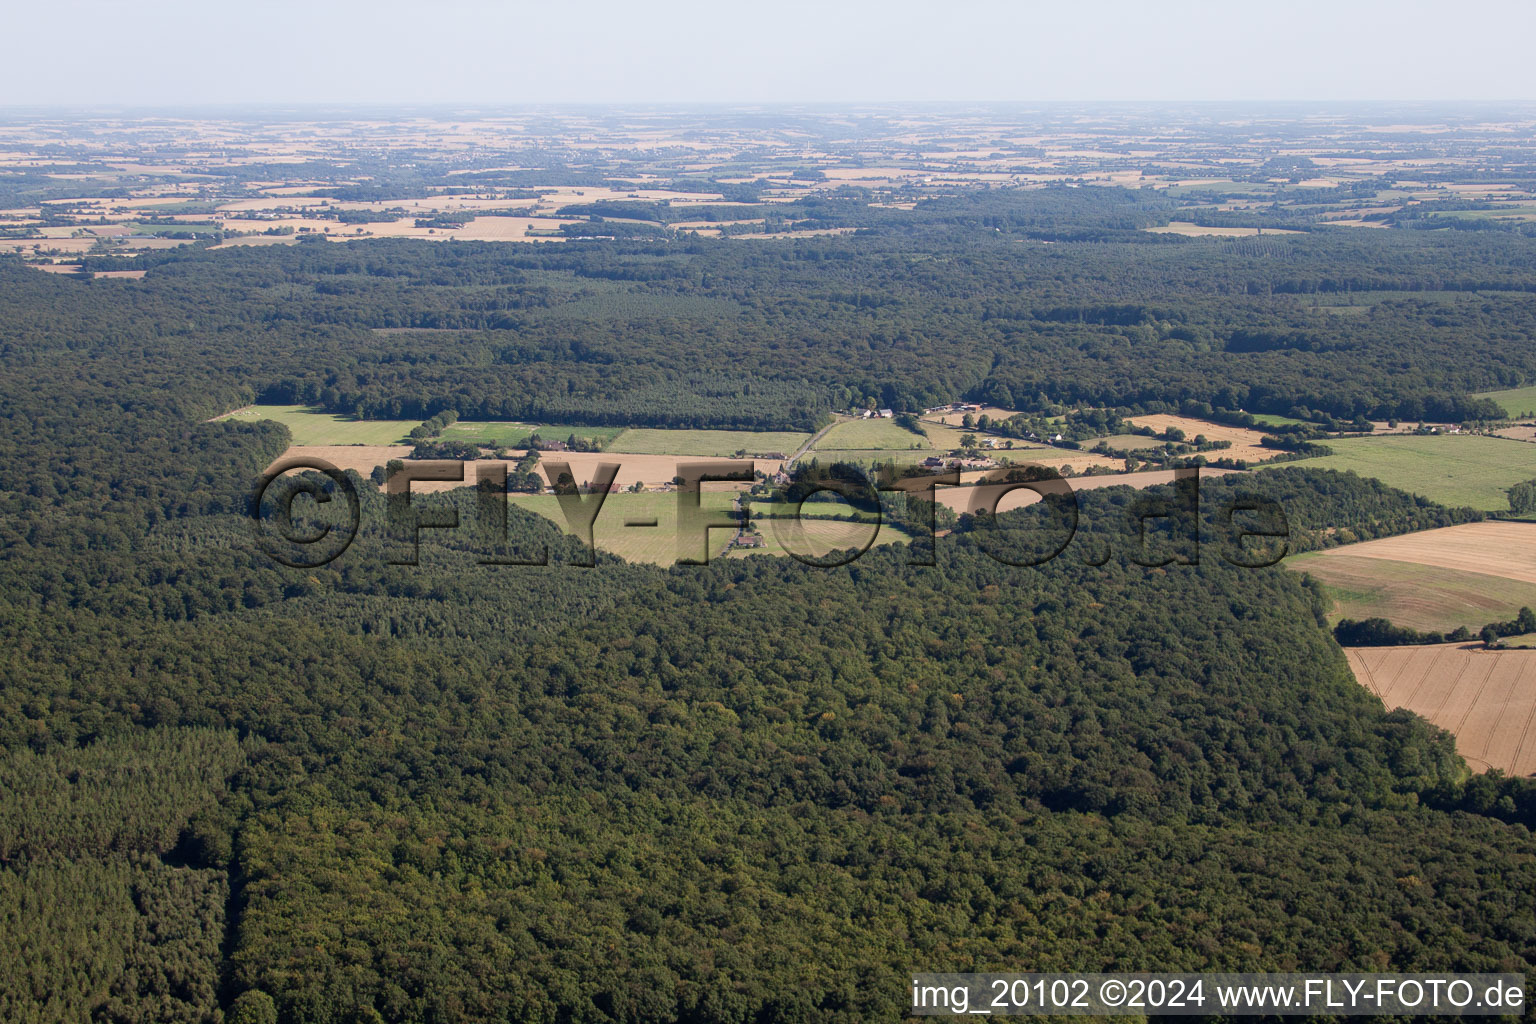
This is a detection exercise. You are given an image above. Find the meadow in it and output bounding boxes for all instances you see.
[215,405,419,445]
[1269,433,1536,510]
[1479,384,1536,419]
[814,417,931,452]
[445,421,625,449]
[736,517,915,560]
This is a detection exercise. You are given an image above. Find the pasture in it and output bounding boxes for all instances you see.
[1480,384,1536,419]
[814,417,931,452]
[445,421,624,449]
[1344,644,1536,776]
[738,517,915,560]
[1269,433,1536,510]
[607,428,811,457]
[217,405,418,445]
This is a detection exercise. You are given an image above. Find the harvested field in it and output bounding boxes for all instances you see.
[1289,554,1536,633]
[1121,413,1279,463]
[1344,644,1536,776]
[934,467,1242,513]
[1302,521,1536,585]
[1144,221,1303,237]
[1287,522,1536,631]
[607,428,812,458]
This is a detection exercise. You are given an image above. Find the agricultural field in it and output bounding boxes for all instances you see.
[1479,384,1536,419]
[934,467,1242,513]
[1288,522,1536,631]
[813,417,931,452]
[443,421,625,449]
[215,405,419,445]
[607,428,811,457]
[735,516,915,560]
[1248,412,1314,428]
[508,491,739,566]
[1344,644,1536,776]
[1091,433,1166,451]
[1144,221,1303,237]
[1269,433,1536,510]
[1289,555,1536,633]
[265,446,777,493]
[922,406,1022,427]
[1121,413,1279,463]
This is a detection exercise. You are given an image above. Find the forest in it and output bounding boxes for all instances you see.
[1,186,1535,1023]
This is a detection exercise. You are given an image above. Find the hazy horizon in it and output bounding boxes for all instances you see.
[8,0,1536,108]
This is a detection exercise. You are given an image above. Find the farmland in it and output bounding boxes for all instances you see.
[262,445,777,492]
[607,428,811,457]
[444,421,624,449]
[1290,554,1536,633]
[1120,413,1280,464]
[1288,522,1536,631]
[215,405,418,445]
[1480,384,1536,419]
[507,491,739,565]
[933,467,1242,513]
[812,417,930,452]
[735,515,915,561]
[1268,433,1536,510]
[1345,644,1536,775]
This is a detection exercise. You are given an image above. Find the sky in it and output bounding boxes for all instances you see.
[6,0,1535,108]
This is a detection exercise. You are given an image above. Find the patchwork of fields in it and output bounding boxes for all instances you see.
[1345,644,1536,776]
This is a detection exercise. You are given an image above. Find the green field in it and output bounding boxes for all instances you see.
[1248,412,1314,427]
[814,417,931,452]
[216,405,418,445]
[1287,552,1536,633]
[445,421,624,449]
[802,448,934,467]
[508,491,738,565]
[1093,433,1164,450]
[607,428,811,457]
[734,517,915,560]
[1478,384,1536,419]
[1268,433,1536,510]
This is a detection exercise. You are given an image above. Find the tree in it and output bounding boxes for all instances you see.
[229,990,278,1024]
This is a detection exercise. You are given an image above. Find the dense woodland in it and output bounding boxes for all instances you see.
[3,188,1536,1022]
